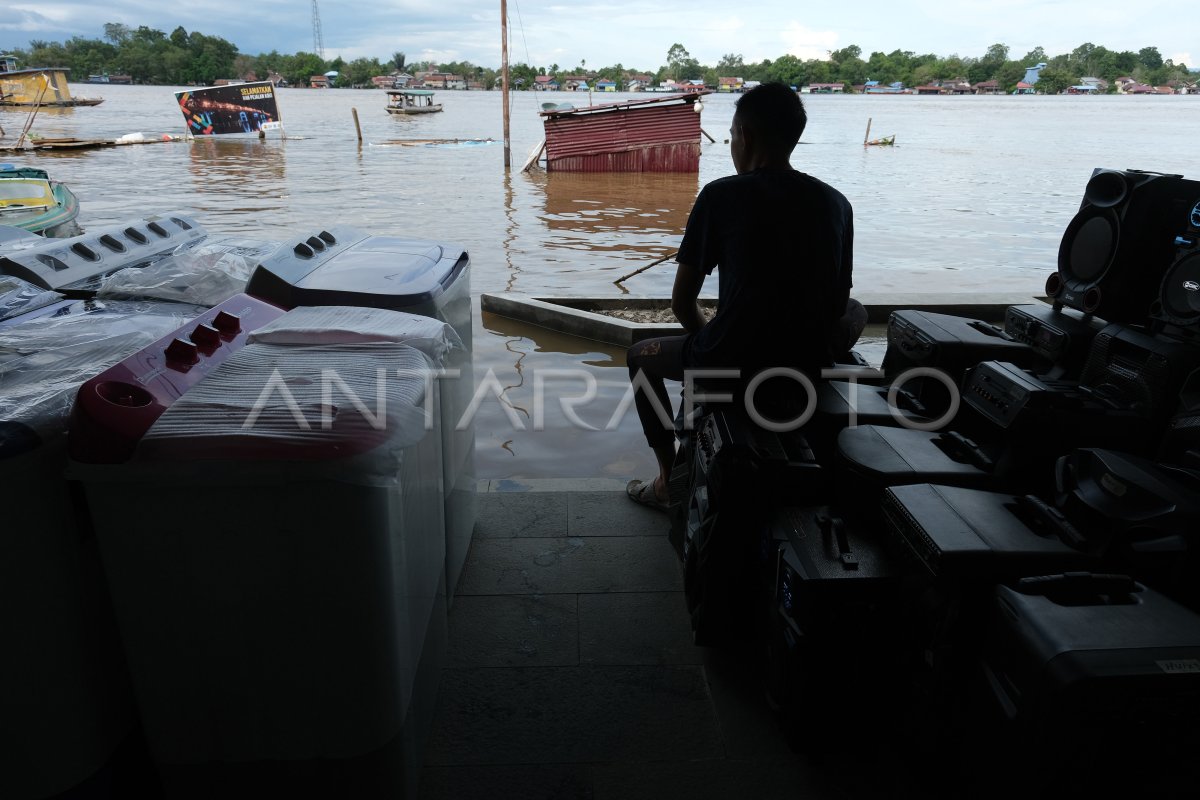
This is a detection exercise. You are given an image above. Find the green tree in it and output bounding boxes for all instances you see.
[716,53,744,73]
[509,62,539,89]
[866,51,897,84]
[103,23,131,46]
[1138,46,1163,70]
[342,57,386,87]
[285,52,327,88]
[1035,66,1073,94]
[666,43,690,80]
[764,54,807,88]
[392,52,406,72]
[1021,46,1046,64]
[994,59,1026,91]
[829,44,867,85]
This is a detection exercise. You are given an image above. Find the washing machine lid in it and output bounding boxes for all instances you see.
[0,212,207,293]
[247,226,468,310]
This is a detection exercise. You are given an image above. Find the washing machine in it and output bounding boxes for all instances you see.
[0,295,207,799]
[247,226,476,602]
[0,212,206,295]
[68,300,448,798]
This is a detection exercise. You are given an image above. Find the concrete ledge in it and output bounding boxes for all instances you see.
[480,293,1049,347]
[479,478,631,493]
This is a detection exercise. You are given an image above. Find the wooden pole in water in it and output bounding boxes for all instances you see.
[501,0,511,169]
[863,117,872,146]
[15,74,50,149]
[614,250,680,285]
[351,107,362,143]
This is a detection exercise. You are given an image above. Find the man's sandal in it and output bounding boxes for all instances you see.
[626,478,670,513]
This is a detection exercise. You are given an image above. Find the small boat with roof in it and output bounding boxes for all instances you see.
[386,89,443,115]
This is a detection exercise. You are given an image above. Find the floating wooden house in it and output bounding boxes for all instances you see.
[0,54,102,106]
[538,91,711,172]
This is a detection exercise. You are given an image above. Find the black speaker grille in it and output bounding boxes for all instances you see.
[1161,253,1200,323]
[1161,412,1200,463]
[1068,214,1116,281]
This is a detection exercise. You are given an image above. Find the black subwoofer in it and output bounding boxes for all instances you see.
[1048,169,1200,322]
[1153,199,1200,332]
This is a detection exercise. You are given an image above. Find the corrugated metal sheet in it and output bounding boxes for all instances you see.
[544,101,704,172]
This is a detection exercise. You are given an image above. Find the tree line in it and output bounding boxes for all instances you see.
[5,25,1191,93]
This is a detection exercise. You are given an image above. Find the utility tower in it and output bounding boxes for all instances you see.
[311,0,325,60]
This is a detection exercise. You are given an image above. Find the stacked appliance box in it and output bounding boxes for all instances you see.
[0,290,207,799]
[246,226,477,603]
[67,299,453,798]
[976,575,1200,796]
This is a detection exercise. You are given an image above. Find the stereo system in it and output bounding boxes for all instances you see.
[1003,303,1106,379]
[1079,323,1200,424]
[880,483,1093,580]
[1048,168,1200,323]
[883,309,1049,378]
[1152,197,1200,333]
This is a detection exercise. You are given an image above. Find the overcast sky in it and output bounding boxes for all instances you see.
[2,1,1194,71]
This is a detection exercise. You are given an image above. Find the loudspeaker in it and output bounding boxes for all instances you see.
[1152,198,1200,332]
[1047,169,1200,322]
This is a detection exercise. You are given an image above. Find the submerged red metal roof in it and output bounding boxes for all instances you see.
[541,92,711,173]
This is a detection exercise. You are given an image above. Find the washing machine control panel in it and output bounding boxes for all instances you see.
[68,293,285,463]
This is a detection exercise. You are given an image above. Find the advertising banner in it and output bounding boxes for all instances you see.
[175,82,281,136]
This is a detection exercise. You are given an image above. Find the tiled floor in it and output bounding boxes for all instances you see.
[419,480,849,800]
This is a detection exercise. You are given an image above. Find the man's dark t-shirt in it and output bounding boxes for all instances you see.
[677,168,853,375]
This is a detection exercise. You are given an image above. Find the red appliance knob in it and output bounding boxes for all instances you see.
[212,310,242,335]
[165,337,199,364]
[191,323,221,347]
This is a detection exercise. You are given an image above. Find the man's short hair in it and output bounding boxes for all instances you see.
[735,83,807,155]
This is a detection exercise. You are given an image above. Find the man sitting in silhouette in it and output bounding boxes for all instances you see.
[626,82,865,510]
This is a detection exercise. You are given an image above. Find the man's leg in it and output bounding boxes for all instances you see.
[626,335,688,503]
[834,298,869,358]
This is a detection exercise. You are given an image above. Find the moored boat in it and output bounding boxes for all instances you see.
[386,89,443,115]
[538,91,712,172]
[0,164,80,236]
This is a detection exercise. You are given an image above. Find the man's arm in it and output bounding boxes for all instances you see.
[671,260,707,334]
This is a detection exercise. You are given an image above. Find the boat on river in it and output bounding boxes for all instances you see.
[537,91,712,172]
[0,55,103,107]
[386,89,443,115]
[0,164,80,236]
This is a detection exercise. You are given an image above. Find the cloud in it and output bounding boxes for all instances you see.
[780,23,839,62]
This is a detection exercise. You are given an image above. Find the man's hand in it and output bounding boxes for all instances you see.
[671,261,707,334]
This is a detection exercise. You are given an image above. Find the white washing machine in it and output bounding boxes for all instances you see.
[0,296,208,799]
[68,303,448,798]
[247,226,476,603]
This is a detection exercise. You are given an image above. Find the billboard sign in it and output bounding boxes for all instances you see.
[175,82,281,136]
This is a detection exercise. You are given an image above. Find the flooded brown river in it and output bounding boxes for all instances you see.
[4,86,1199,478]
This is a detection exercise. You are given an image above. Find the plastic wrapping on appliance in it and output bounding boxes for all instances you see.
[0,275,63,323]
[246,305,464,361]
[137,341,440,485]
[0,300,208,436]
[96,238,282,307]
